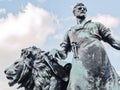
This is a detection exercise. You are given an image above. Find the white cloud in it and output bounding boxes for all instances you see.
[0,3,59,51]
[0,8,6,14]
[90,14,120,28]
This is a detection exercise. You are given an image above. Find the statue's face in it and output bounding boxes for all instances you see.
[74,5,87,19]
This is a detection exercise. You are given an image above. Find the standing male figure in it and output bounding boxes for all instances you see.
[53,3,120,90]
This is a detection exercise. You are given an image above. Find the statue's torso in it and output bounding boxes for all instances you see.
[67,21,117,90]
[68,21,104,57]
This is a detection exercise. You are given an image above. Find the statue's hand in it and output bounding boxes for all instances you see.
[49,49,60,59]
[111,42,120,50]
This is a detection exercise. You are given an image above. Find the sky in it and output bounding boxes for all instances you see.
[0,0,120,90]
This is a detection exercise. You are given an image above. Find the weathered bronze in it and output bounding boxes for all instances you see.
[57,3,120,90]
[4,3,120,90]
[4,46,71,90]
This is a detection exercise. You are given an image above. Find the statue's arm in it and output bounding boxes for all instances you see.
[50,30,71,60]
[96,22,120,50]
[59,30,72,59]
[106,35,120,50]
[50,49,68,60]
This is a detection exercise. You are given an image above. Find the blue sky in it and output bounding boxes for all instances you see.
[0,0,120,90]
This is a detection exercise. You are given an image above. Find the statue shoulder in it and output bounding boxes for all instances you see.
[93,21,105,28]
[86,20,98,26]
[64,26,76,36]
[86,21,107,30]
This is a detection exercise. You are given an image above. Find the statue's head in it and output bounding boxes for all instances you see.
[73,3,87,19]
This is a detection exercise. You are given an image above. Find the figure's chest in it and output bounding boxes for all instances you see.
[69,23,99,42]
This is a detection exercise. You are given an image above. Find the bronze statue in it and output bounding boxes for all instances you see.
[53,3,120,90]
[4,46,71,90]
[4,3,120,90]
